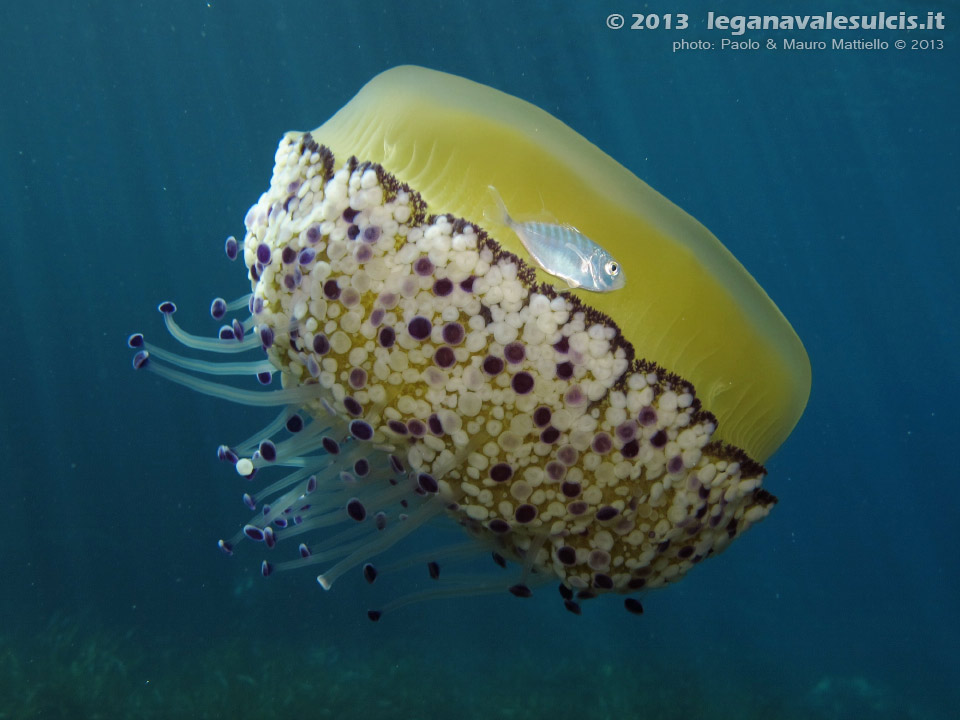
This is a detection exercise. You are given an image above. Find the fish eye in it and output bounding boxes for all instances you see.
[605,261,619,276]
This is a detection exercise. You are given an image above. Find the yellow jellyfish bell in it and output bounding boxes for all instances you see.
[134,66,810,617]
[312,65,810,463]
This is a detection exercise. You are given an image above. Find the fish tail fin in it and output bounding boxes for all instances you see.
[484,185,511,227]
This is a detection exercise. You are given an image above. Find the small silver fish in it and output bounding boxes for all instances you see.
[486,186,625,293]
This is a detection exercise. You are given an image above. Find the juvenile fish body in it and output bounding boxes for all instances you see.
[487,186,625,293]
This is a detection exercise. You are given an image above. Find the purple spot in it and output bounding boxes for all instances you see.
[545,461,566,482]
[242,493,256,510]
[231,319,245,342]
[298,248,315,265]
[218,326,235,341]
[442,322,464,345]
[556,361,574,380]
[624,598,644,615]
[482,355,504,375]
[343,396,363,416]
[263,526,276,548]
[434,346,455,368]
[488,519,510,534]
[407,419,426,437]
[433,278,453,296]
[127,333,144,349]
[593,573,613,590]
[349,420,373,441]
[355,458,371,476]
[557,445,578,466]
[561,481,581,498]
[407,316,432,340]
[261,561,273,577]
[557,546,577,565]
[131,351,150,370]
[363,563,378,584]
[588,550,610,570]
[414,256,434,276]
[210,297,227,320]
[564,600,582,615]
[258,440,277,462]
[491,552,507,567]
[378,326,395,348]
[515,504,537,523]
[349,368,367,389]
[347,224,360,240]
[595,506,619,521]
[369,308,385,327]
[218,539,233,555]
[540,426,560,444]
[305,475,317,493]
[224,235,238,260]
[511,371,534,395]
[427,561,440,580]
[564,386,585,406]
[362,225,381,243]
[158,301,176,315]
[558,584,573,600]
[257,371,273,385]
[387,419,408,435]
[533,406,552,427]
[620,439,640,458]
[418,473,439,494]
[638,406,657,427]
[355,244,373,263]
[567,501,588,516]
[677,545,694,559]
[668,455,685,474]
[460,276,475,292]
[592,433,612,454]
[553,336,569,354]
[428,414,443,436]
[218,445,239,464]
[256,243,271,264]
[321,437,340,456]
[504,342,525,364]
[367,610,382,622]
[628,577,647,589]
[296,543,310,558]
[342,207,359,223]
[282,246,297,264]
[306,225,320,243]
[313,334,330,355]
[650,430,668,448]
[260,326,275,349]
[346,498,366,522]
[489,463,513,482]
[243,525,265,542]
[509,584,533,598]
[323,279,340,300]
[616,421,637,442]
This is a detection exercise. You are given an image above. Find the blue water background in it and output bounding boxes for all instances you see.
[0,0,956,717]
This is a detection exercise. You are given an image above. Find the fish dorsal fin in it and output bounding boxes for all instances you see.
[486,185,561,228]
[484,185,511,227]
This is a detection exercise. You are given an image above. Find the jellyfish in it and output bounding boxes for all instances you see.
[129,66,810,619]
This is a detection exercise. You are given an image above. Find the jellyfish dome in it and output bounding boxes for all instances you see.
[130,66,810,619]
